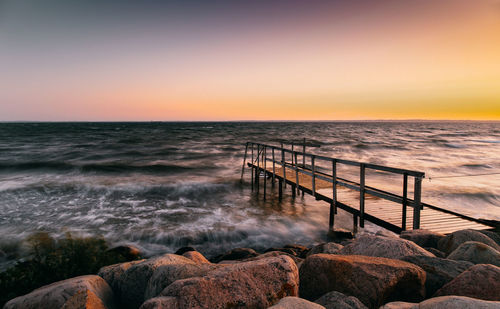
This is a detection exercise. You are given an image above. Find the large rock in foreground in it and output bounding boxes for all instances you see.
[314,291,367,309]
[381,295,500,309]
[159,255,299,308]
[447,241,500,266]
[434,264,500,300]
[268,297,325,309]
[400,255,472,296]
[400,229,445,249]
[437,229,500,255]
[339,234,434,259]
[299,254,426,308]
[4,275,115,309]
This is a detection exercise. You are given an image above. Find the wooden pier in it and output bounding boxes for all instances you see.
[241,141,495,235]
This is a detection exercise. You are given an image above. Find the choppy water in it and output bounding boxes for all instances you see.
[0,122,499,263]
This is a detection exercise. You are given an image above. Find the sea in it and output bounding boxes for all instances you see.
[0,121,499,265]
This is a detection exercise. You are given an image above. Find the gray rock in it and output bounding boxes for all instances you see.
[339,234,435,259]
[400,255,473,296]
[4,275,115,309]
[210,247,258,263]
[307,243,344,257]
[437,229,500,255]
[269,297,325,309]
[479,230,500,246]
[423,247,446,258]
[381,296,500,309]
[434,264,500,301]
[447,241,500,266]
[98,259,145,294]
[160,256,299,308]
[314,291,367,309]
[400,229,445,249]
[299,254,426,308]
[139,297,178,309]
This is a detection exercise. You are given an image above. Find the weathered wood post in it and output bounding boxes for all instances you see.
[251,143,254,191]
[302,138,306,167]
[329,159,337,230]
[311,155,316,198]
[272,147,276,187]
[263,146,267,200]
[256,144,260,193]
[282,147,286,188]
[240,142,248,183]
[360,163,366,228]
[294,152,299,195]
[413,176,422,229]
[402,173,408,231]
[278,179,283,200]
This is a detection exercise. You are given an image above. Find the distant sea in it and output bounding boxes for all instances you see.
[0,121,499,265]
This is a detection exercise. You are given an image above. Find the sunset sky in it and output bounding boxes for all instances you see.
[1,0,499,121]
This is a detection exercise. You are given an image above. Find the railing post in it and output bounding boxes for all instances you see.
[282,147,286,188]
[302,138,306,168]
[329,159,337,229]
[291,142,294,166]
[311,155,316,197]
[256,144,260,193]
[240,142,248,183]
[413,176,422,229]
[263,146,267,200]
[360,163,365,228]
[272,147,276,187]
[294,152,299,195]
[402,173,408,231]
[251,143,254,191]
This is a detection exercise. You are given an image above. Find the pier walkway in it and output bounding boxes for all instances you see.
[241,141,495,234]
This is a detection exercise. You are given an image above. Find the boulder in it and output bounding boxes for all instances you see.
[381,296,500,309]
[268,297,325,309]
[174,247,196,255]
[112,254,196,309]
[264,247,300,256]
[159,256,299,308]
[236,251,303,266]
[400,229,445,249]
[98,259,145,293]
[4,275,114,309]
[106,245,141,260]
[284,244,310,257]
[434,264,500,300]
[299,254,426,308]
[327,229,354,242]
[479,230,500,246]
[210,247,258,263]
[61,290,107,309]
[139,297,178,309]
[314,291,367,309]
[423,248,446,258]
[307,243,344,257]
[437,229,500,255]
[400,255,473,296]
[339,234,435,259]
[447,241,500,266]
[182,251,210,264]
[144,263,220,300]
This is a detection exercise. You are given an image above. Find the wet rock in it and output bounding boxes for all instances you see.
[339,234,435,259]
[327,229,354,242]
[375,230,398,238]
[269,296,325,309]
[479,230,500,246]
[284,244,310,257]
[299,254,426,308]
[61,290,107,309]
[98,259,145,294]
[160,256,299,308]
[307,242,343,257]
[400,229,445,249]
[314,291,367,309]
[114,254,196,309]
[434,264,500,300]
[264,247,299,256]
[181,251,210,264]
[210,247,258,263]
[139,297,178,309]
[4,275,115,309]
[144,263,220,300]
[423,248,446,258]
[174,247,196,255]
[447,241,500,266]
[400,255,473,296]
[238,251,303,266]
[106,245,141,260]
[437,229,500,255]
[381,296,500,309]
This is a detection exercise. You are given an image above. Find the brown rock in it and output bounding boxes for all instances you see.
[238,251,303,266]
[314,291,367,309]
[400,255,473,296]
[268,297,325,309]
[160,255,299,308]
[181,251,210,264]
[400,229,445,249]
[381,295,500,309]
[437,229,500,255]
[4,275,115,309]
[61,290,107,309]
[98,259,145,293]
[339,234,434,259]
[447,241,500,266]
[139,297,178,309]
[307,242,343,257]
[210,247,258,263]
[299,254,426,308]
[106,245,141,260]
[434,264,500,300]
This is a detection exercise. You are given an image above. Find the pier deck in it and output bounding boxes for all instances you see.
[242,141,495,235]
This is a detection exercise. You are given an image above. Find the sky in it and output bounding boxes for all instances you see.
[1,0,499,121]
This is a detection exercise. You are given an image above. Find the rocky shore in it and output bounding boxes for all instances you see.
[4,228,500,309]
